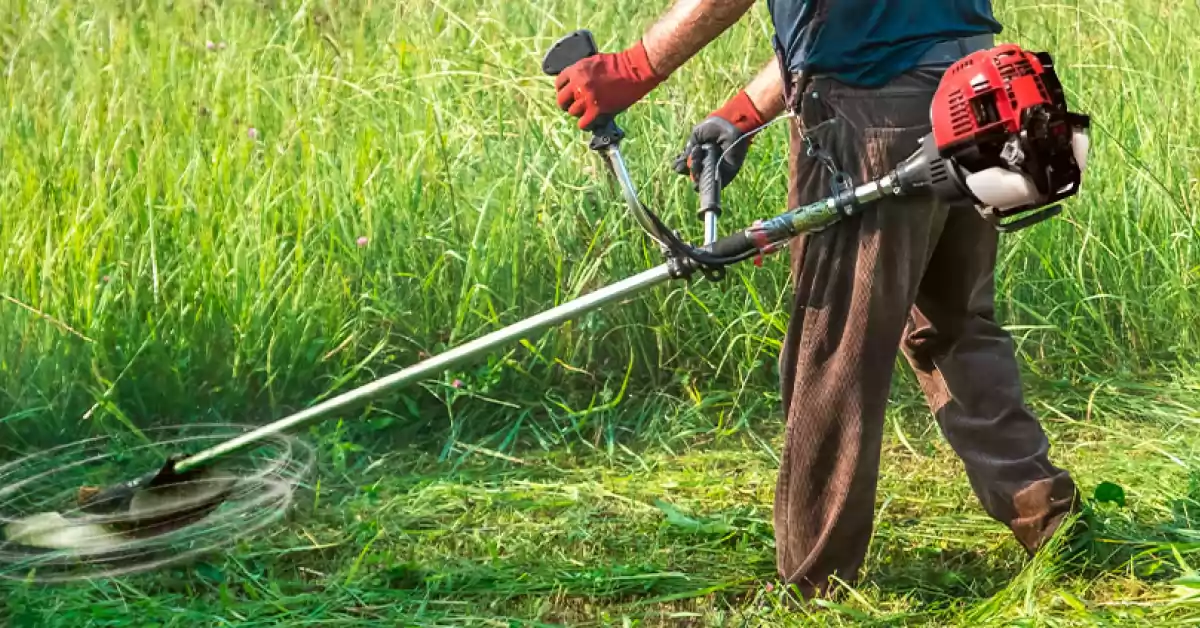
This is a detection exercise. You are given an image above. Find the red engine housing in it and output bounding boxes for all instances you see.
[929,44,1089,220]
[932,44,1058,152]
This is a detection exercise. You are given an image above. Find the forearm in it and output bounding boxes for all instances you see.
[742,56,786,121]
[641,0,758,76]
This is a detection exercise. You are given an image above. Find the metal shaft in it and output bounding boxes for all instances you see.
[703,212,719,245]
[605,147,671,250]
[174,263,675,474]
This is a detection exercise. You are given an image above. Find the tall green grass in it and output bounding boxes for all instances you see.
[1,0,1196,448]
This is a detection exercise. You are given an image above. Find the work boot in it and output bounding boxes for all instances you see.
[1010,479,1091,561]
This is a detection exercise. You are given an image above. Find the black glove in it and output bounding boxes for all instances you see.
[673,116,751,190]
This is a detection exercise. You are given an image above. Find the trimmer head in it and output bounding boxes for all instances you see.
[74,456,236,538]
[3,460,237,553]
[0,424,313,583]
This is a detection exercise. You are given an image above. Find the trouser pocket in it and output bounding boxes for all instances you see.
[788,83,867,209]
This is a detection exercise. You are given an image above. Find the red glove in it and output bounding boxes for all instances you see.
[711,89,767,138]
[554,41,667,131]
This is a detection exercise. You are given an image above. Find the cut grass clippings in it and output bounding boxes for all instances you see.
[4,380,1200,626]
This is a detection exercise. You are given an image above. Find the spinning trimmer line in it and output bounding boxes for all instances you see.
[1,31,1091,574]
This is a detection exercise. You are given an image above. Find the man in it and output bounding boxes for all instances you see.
[553,0,1081,600]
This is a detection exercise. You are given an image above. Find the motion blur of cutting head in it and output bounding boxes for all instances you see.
[0,424,312,583]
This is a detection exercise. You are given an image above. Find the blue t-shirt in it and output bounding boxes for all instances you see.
[767,0,1002,87]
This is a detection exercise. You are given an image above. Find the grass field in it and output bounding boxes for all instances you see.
[2,0,1200,625]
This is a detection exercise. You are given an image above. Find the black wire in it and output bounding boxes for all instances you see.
[637,200,759,269]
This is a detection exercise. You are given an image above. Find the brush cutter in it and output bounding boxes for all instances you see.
[2,31,1091,565]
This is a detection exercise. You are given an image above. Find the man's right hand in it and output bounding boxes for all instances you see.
[554,41,666,131]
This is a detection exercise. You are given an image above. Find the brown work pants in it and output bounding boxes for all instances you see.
[774,69,1079,598]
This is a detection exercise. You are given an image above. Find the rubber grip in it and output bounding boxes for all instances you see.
[542,30,598,75]
[706,230,754,258]
[698,145,721,214]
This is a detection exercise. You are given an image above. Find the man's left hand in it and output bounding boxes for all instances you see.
[674,90,767,188]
